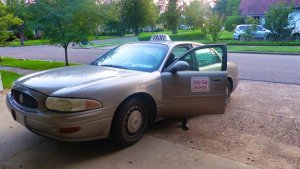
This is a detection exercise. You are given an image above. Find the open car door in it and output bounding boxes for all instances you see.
[160,44,228,118]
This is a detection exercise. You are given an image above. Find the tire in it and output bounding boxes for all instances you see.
[110,98,149,146]
[226,80,232,105]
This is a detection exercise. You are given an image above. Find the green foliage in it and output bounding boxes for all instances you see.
[6,0,32,45]
[24,28,34,40]
[227,0,240,16]
[0,1,23,46]
[0,70,23,89]
[30,0,117,66]
[205,13,224,42]
[184,0,208,29]
[214,0,240,17]
[105,0,158,37]
[219,31,234,40]
[7,39,48,47]
[265,2,294,41]
[227,46,300,53]
[0,57,79,71]
[224,40,300,46]
[240,17,259,41]
[165,0,180,34]
[224,16,244,31]
[124,0,159,36]
[138,31,205,41]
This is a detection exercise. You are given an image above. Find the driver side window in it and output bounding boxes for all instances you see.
[164,45,190,68]
[179,48,222,71]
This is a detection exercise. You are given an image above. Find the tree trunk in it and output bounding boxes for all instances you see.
[134,25,139,36]
[172,26,177,34]
[133,1,139,36]
[19,25,25,46]
[64,45,69,66]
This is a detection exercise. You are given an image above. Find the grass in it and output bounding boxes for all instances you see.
[0,70,23,89]
[88,35,119,41]
[219,31,234,40]
[0,57,79,71]
[7,39,49,47]
[227,46,300,53]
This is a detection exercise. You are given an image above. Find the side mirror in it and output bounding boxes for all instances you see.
[166,61,190,73]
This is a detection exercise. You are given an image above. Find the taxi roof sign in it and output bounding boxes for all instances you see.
[150,34,171,41]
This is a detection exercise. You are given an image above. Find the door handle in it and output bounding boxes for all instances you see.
[213,78,222,82]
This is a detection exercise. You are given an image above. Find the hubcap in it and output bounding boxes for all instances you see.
[124,106,143,136]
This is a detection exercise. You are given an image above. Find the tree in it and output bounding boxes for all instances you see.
[6,0,31,46]
[214,0,240,17]
[30,0,116,66]
[205,13,224,42]
[184,0,208,30]
[0,1,23,46]
[105,0,158,37]
[224,16,244,31]
[265,2,294,41]
[124,0,158,36]
[165,0,180,34]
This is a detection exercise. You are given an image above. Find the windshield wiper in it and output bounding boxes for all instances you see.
[100,64,128,70]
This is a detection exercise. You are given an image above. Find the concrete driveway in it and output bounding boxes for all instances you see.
[1,80,299,169]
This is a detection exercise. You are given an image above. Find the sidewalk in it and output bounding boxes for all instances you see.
[0,66,37,75]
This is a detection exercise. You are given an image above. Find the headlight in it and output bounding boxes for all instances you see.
[45,97,102,112]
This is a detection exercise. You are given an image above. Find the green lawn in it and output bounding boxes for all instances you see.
[7,39,49,47]
[0,70,23,89]
[228,46,300,53]
[0,57,79,71]
[88,35,119,41]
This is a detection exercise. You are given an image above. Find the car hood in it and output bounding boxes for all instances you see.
[16,65,142,96]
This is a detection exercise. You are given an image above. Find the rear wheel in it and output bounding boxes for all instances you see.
[110,98,148,146]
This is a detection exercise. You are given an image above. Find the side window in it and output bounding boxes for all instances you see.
[172,46,189,59]
[195,48,220,66]
[174,46,226,72]
[165,45,190,68]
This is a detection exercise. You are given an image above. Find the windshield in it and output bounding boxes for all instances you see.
[93,43,168,72]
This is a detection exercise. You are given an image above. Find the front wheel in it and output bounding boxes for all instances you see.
[110,98,149,146]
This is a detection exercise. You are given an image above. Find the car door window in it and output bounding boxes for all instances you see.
[176,47,223,71]
[172,46,190,59]
[195,48,221,66]
[164,45,190,68]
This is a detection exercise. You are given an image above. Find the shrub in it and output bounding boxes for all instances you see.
[138,31,206,41]
[224,40,300,46]
[265,2,294,41]
[24,29,34,40]
[224,16,244,31]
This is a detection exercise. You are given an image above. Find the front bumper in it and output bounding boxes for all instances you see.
[6,93,116,141]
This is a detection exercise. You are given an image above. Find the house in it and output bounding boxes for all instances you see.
[239,0,300,26]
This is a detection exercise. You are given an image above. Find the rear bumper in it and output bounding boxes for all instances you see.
[6,93,116,141]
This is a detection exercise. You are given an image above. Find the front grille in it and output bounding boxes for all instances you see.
[11,89,38,109]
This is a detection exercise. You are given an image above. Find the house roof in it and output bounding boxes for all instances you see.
[239,0,300,16]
